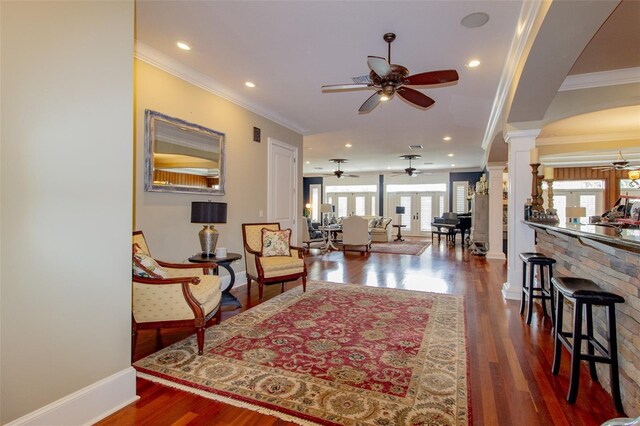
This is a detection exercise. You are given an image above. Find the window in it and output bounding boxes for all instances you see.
[400,196,412,227]
[337,196,348,218]
[553,196,567,223]
[371,196,376,216]
[580,195,596,222]
[420,196,432,231]
[387,183,446,192]
[355,196,365,216]
[439,195,445,216]
[325,185,376,193]
[310,184,320,222]
[453,181,468,214]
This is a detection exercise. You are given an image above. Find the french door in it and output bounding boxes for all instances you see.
[390,192,444,236]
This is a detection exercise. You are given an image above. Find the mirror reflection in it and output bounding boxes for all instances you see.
[144,110,225,195]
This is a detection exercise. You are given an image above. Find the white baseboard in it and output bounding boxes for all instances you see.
[486,251,506,260]
[501,282,522,300]
[7,367,138,426]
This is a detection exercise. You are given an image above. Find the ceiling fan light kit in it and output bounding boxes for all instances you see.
[326,159,359,179]
[322,33,459,113]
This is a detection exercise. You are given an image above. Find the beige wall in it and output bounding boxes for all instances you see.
[134,60,304,265]
[1,2,134,423]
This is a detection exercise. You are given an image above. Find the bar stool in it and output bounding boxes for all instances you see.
[551,276,625,413]
[519,252,556,325]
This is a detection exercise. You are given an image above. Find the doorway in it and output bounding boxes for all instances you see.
[268,138,298,241]
[389,192,445,236]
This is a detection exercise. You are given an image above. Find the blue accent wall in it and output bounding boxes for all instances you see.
[378,174,384,215]
[303,177,323,205]
[449,171,483,210]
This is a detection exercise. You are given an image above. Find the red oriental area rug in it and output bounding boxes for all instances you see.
[134,281,470,425]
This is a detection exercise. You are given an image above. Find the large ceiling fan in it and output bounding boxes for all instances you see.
[325,159,359,178]
[592,151,640,171]
[321,33,459,113]
[392,154,424,177]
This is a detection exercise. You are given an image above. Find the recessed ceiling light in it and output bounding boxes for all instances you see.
[245,81,256,88]
[466,60,481,68]
[451,164,456,167]
[305,161,310,164]
[461,12,490,28]
[443,136,452,141]
[448,153,454,157]
[387,166,392,170]
[176,41,191,51]
[380,95,390,101]
[345,143,352,148]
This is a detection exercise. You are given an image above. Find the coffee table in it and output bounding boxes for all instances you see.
[188,252,242,309]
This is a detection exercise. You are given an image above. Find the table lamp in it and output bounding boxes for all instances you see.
[565,206,586,225]
[395,206,405,226]
[191,201,227,255]
[320,203,334,225]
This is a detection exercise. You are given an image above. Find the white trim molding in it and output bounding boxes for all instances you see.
[559,67,640,91]
[135,42,307,135]
[481,0,546,150]
[6,367,138,426]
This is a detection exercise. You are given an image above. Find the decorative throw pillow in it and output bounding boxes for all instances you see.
[261,228,291,257]
[381,218,393,229]
[132,250,168,279]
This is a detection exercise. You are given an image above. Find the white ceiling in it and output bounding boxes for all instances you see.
[135,1,638,176]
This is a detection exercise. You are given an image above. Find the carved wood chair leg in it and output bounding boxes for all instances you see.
[302,277,307,293]
[155,328,163,349]
[281,282,285,293]
[131,327,138,362]
[196,327,205,355]
[216,306,222,324]
[259,282,264,301]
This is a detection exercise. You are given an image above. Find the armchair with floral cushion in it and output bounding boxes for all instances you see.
[131,231,222,359]
[241,223,307,302]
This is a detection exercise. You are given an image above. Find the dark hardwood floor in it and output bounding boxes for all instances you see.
[98,240,622,425]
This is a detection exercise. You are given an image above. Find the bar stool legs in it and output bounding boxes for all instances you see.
[519,253,556,326]
[551,276,626,413]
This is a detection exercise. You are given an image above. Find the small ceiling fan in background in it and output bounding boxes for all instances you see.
[321,32,459,113]
[392,154,425,177]
[592,151,640,171]
[324,159,359,178]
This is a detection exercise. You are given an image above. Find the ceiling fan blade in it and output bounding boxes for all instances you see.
[322,83,372,92]
[404,69,459,86]
[345,174,359,178]
[367,56,391,78]
[359,91,383,113]
[397,87,435,108]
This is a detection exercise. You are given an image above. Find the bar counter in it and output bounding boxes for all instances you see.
[524,220,640,416]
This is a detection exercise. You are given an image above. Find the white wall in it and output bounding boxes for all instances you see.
[1,2,134,423]
[134,60,304,266]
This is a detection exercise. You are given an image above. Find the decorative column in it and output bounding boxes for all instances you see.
[486,164,507,260]
[503,129,540,300]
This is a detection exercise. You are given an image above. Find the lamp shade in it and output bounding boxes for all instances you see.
[191,201,227,224]
[395,206,405,214]
[320,204,334,213]
[565,206,586,218]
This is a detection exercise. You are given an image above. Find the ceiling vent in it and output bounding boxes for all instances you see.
[408,145,423,150]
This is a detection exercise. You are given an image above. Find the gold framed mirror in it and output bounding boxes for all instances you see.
[144,110,225,195]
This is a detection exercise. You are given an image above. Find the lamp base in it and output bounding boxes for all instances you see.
[198,225,219,255]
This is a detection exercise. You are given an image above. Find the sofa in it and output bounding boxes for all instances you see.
[361,215,394,242]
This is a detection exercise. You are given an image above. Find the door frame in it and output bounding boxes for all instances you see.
[267,137,299,242]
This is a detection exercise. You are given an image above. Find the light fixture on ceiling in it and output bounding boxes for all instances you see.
[245,81,256,88]
[305,161,310,164]
[345,143,352,148]
[176,41,191,51]
[629,170,640,187]
[380,95,390,101]
[466,60,480,68]
[451,164,456,167]
[443,136,452,141]
[448,153,454,157]
[461,12,490,28]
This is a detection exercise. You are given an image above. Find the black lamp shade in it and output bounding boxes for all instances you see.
[395,206,405,214]
[191,202,227,224]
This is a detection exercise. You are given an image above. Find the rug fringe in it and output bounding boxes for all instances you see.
[136,372,323,426]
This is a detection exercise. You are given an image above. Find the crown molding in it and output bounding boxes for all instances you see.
[134,42,308,135]
[537,131,640,145]
[503,128,541,143]
[559,67,640,91]
[481,0,546,150]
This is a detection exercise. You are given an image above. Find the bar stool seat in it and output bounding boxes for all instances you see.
[551,276,625,413]
[519,253,556,325]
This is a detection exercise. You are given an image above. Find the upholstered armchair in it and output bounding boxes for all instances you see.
[241,223,307,301]
[131,231,222,358]
[302,217,324,249]
[341,215,372,252]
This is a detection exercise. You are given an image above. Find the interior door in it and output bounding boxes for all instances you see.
[268,138,298,240]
